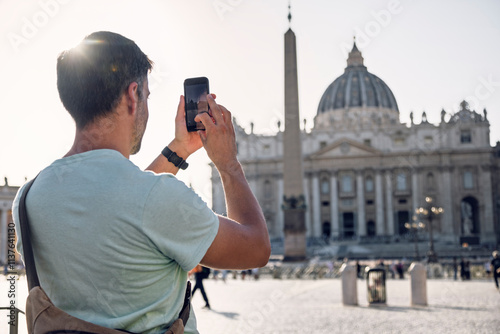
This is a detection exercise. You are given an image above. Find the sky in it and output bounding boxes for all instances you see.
[1,0,499,206]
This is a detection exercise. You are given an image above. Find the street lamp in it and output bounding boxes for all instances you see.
[404,216,425,261]
[415,196,444,263]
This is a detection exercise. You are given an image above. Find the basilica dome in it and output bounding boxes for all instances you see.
[317,43,399,115]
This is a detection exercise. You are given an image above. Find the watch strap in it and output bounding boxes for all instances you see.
[161,146,189,170]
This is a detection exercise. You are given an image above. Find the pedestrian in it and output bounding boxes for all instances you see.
[396,261,404,279]
[460,257,466,280]
[491,251,500,290]
[464,260,471,280]
[453,257,458,281]
[13,31,270,334]
[190,265,211,309]
[390,261,396,279]
[484,260,491,279]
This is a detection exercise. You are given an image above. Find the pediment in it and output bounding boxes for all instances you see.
[309,138,380,158]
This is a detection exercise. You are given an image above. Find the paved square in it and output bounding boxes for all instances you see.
[1,275,499,333]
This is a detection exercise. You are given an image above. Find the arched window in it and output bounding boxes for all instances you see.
[341,175,353,193]
[365,177,374,192]
[463,171,474,189]
[321,178,330,194]
[396,173,407,191]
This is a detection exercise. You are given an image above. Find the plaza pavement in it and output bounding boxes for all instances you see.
[1,275,499,334]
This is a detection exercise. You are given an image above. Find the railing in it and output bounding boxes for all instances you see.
[0,307,25,334]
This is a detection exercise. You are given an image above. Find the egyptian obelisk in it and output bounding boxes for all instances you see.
[282,7,306,261]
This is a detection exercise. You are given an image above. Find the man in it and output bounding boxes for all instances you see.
[13,31,270,334]
[491,251,500,290]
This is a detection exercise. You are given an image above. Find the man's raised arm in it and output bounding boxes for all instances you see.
[197,95,271,269]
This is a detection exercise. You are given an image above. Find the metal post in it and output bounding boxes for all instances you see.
[428,214,437,263]
[0,307,25,334]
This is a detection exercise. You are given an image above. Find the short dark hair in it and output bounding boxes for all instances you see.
[57,31,153,129]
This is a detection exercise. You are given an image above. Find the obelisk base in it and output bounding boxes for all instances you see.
[283,209,306,262]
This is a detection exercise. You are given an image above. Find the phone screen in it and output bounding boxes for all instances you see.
[184,77,209,132]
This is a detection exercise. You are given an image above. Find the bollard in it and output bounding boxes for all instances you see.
[340,263,358,306]
[409,262,427,306]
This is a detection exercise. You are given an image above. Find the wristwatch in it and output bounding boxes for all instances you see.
[161,146,189,170]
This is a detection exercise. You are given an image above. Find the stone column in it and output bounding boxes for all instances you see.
[441,166,454,239]
[330,173,339,238]
[312,173,321,238]
[385,171,394,236]
[248,176,258,198]
[375,171,385,235]
[356,172,366,237]
[277,178,284,239]
[212,178,226,215]
[304,176,311,238]
[411,170,419,217]
[480,165,495,243]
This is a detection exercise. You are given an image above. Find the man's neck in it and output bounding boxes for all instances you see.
[65,118,131,159]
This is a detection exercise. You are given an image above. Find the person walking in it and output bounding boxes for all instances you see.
[491,251,500,290]
[190,265,211,309]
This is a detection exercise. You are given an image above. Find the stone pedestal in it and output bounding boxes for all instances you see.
[409,262,427,306]
[340,263,358,306]
[283,208,306,261]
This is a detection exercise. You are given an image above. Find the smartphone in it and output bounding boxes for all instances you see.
[184,77,210,132]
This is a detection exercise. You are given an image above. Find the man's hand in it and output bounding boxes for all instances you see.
[195,94,238,174]
[167,95,206,159]
[146,95,212,174]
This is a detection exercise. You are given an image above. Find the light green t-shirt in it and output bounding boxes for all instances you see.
[13,149,219,334]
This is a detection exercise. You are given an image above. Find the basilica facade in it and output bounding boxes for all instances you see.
[211,43,500,248]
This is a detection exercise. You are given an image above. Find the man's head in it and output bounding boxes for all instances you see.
[57,31,153,130]
[494,251,499,258]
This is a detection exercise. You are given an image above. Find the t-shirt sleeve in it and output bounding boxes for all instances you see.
[141,174,219,272]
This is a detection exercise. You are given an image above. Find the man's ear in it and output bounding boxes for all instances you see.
[126,82,139,115]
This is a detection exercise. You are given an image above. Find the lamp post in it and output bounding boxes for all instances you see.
[405,216,425,261]
[415,196,443,263]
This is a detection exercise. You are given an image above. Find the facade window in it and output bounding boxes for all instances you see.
[463,171,473,189]
[320,141,327,149]
[365,177,374,192]
[264,180,272,199]
[460,130,472,143]
[424,136,433,145]
[341,175,353,193]
[396,173,407,191]
[426,173,435,187]
[321,179,330,194]
[364,139,372,146]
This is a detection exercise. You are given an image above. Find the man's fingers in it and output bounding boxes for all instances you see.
[176,95,185,122]
[207,94,224,125]
[195,111,215,130]
[218,105,233,129]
